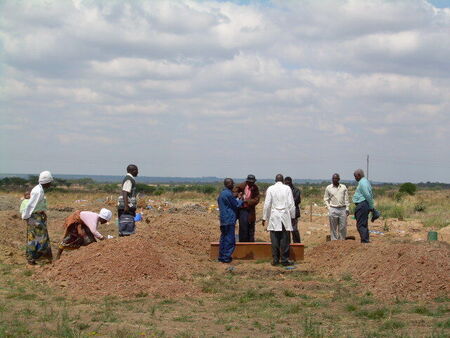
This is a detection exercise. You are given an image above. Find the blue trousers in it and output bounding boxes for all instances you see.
[238,209,255,242]
[219,224,236,263]
[355,201,370,243]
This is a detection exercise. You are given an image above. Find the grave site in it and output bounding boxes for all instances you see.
[0,188,448,337]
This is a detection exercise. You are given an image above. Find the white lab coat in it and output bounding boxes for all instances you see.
[263,182,296,231]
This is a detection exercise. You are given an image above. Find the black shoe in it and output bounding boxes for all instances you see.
[281,261,294,266]
[371,210,381,222]
[271,261,280,266]
[27,260,36,265]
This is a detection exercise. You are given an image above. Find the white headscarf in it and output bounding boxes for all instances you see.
[39,171,53,184]
[99,208,112,221]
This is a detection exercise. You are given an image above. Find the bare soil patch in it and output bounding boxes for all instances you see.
[308,240,450,300]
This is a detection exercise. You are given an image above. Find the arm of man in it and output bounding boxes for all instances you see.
[293,188,301,206]
[228,192,243,210]
[22,187,39,220]
[323,187,330,210]
[344,187,350,215]
[262,187,272,226]
[122,180,132,212]
[287,188,295,219]
[360,182,375,210]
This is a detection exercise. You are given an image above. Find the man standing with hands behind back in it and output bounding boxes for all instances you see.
[262,174,296,266]
[233,174,260,242]
[323,173,349,240]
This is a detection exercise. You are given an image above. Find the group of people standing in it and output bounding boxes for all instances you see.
[20,165,139,264]
[217,174,302,265]
[217,169,378,266]
[20,165,377,267]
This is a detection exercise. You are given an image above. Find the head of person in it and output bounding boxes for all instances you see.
[353,169,365,182]
[39,170,53,189]
[127,164,139,177]
[98,208,112,224]
[224,178,234,190]
[332,173,340,186]
[284,176,293,187]
[246,174,256,187]
[275,174,284,183]
[24,188,31,200]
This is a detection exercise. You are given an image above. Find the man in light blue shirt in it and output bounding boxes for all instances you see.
[352,169,377,243]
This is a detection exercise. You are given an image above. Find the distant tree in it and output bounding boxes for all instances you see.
[0,177,28,186]
[399,182,417,195]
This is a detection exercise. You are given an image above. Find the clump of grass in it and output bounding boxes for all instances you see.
[302,316,324,337]
[345,304,357,312]
[284,304,301,314]
[423,216,450,230]
[341,273,352,281]
[380,319,406,330]
[435,319,450,329]
[413,202,426,212]
[283,289,296,297]
[377,202,405,220]
[414,306,433,316]
[356,307,388,320]
[239,289,275,303]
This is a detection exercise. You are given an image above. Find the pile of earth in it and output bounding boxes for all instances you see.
[42,213,218,298]
[308,240,450,300]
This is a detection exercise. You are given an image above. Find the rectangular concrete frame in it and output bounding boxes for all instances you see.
[210,242,304,261]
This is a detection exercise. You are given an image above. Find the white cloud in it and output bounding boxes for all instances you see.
[1,0,449,181]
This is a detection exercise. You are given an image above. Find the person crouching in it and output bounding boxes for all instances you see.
[56,208,112,259]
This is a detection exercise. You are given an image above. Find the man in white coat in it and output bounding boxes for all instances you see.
[262,174,296,266]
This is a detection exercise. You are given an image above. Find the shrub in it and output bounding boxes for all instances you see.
[399,182,417,195]
[413,202,426,212]
[394,192,405,202]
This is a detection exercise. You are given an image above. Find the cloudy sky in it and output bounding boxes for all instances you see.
[1,0,449,182]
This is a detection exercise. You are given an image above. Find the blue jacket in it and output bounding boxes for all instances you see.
[218,188,243,225]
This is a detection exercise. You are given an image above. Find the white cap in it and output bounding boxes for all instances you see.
[39,171,53,184]
[99,208,112,221]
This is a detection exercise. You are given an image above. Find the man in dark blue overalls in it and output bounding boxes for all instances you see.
[217,178,243,263]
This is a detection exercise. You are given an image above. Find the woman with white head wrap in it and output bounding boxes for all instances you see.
[56,208,113,260]
[21,171,54,265]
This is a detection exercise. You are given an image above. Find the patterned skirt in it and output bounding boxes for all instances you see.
[59,224,96,250]
[26,213,52,261]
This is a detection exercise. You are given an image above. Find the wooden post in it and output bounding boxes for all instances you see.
[309,203,313,222]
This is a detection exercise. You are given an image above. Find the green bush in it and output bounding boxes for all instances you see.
[399,182,417,195]
[413,202,426,212]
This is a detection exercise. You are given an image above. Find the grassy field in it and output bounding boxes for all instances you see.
[0,258,449,337]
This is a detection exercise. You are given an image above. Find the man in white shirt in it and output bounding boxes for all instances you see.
[262,174,296,266]
[323,173,349,240]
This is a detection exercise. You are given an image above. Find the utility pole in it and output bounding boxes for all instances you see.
[367,154,369,180]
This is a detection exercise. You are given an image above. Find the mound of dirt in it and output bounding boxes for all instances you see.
[308,240,450,300]
[42,212,218,298]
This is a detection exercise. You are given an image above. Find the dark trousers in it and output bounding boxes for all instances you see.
[219,224,236,263]
[270,224,291,264]
[238,209,255,242]
[291,218,301,243]
[355,201,370,243]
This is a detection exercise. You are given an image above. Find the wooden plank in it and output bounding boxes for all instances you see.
[210,242,304,261]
